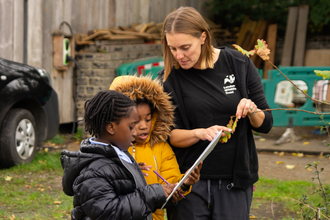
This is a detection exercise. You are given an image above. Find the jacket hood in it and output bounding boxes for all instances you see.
[110,75,175,147]
[60,139,115,196]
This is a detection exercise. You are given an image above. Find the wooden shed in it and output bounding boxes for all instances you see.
[0,0,212,124]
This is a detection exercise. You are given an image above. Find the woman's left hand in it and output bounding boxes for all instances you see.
[236,98,265,128]
[236,98,257,119]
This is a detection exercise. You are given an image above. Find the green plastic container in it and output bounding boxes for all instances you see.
[116,57,164,80]
[261,66,330,127]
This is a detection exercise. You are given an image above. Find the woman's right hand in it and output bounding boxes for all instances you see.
[195,125,232,142]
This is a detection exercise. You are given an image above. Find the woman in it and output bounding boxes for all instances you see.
[159,6,273,220]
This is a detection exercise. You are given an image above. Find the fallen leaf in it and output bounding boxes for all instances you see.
[249,214,257,219]
[285,165,295,169]
[276,161,284,164]
[5,176,13,181]
[279,152,285,157]
[9,214,15,220]
[44,148,49,152]
[273,151,278,154]
[307,168,312,171]
[297,153,304,157]
[25,185,32,188]
[259,138,266,141]
[303,142,309,145]
[54,201,61,205]
[292,153,297,156]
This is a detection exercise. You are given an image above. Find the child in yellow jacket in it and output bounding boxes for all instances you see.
[110,75,202,220]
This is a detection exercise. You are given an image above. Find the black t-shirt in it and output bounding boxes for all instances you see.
[175,51,242,179]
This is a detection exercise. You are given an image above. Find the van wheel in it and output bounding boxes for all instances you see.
[0,109,38,168]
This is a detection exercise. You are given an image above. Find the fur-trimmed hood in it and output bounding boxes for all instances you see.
[110,75,175,147]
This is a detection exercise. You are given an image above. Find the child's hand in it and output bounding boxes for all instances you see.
[138,162,152,176]
[162,184,177,197]
[183,161,202,186]
[161,184,179,203]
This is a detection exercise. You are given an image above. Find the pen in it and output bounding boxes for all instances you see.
[153,170,185,199]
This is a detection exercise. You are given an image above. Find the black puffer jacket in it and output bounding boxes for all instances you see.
[61,139,166,220]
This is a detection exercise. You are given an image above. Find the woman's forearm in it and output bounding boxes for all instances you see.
[169,125,232,148]
[248,109,265,128]
[169,129,202,148]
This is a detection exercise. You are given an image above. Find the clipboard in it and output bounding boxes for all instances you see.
[160,130,223,210]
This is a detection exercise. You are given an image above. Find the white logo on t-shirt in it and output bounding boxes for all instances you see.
[223,74,237,95]
[224,74,235,84]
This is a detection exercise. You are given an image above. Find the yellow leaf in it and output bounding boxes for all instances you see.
[292,153,297,156]
[232,44,255,57]
[273,151,278,154]
[54,201,61,205]
[276,161,284,164]
[297,153,304,157]
[9,214,15,220]
[279,152,285,157]
[44,148,48,152]
[285,165,295,169]
[259,138,266,141]
[249,214,257,219]
[5,176,13,181]
[303,142,309,145]
[307,168,312,171]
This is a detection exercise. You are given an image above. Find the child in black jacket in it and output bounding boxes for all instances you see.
[61,90,182,220]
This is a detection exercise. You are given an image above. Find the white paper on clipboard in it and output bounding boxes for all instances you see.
[160,130,223,210]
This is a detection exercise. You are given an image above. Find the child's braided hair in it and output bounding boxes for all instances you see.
[84,90,136,138]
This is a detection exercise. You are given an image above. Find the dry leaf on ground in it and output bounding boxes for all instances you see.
[285,165,295,169]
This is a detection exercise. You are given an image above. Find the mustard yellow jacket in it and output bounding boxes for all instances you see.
[110,75,191,220]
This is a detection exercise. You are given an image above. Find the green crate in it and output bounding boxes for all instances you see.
[116,57,164,79]
[261,66,330,127]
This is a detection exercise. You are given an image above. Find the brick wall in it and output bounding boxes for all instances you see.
[75,43,162,137]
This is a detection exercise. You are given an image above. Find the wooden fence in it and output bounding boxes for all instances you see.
[0,0,212,124]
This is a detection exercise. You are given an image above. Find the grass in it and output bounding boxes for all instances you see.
[252,177,329,219]
[1,150,329,219]
[47,134,66,145]
[0,150,72,219]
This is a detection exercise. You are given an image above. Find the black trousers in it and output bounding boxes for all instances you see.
[167,179,253,220]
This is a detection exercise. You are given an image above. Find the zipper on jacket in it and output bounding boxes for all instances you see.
[153,155,158,173]
[132,145,135,159]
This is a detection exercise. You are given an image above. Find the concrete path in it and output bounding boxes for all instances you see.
[254,126,329,155]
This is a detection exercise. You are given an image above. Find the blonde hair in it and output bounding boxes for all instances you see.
[162,7,215,81]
